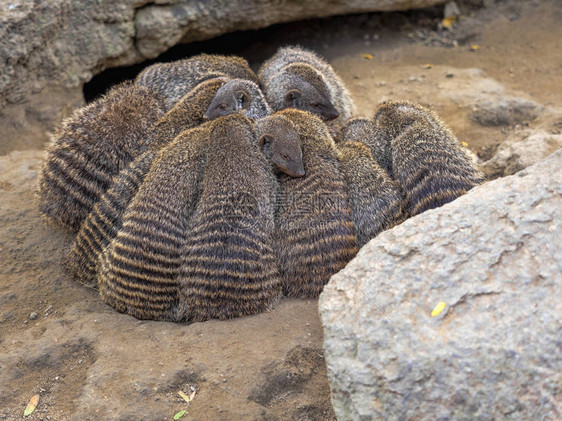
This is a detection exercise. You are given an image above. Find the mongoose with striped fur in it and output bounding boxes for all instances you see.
[136,54,258,111]
[176,114,282,322]
[256,113,305,178]
[204,79,272,121]
[336,117,392,176]
[273,109,358,298]
[68,78,227,289]
[97,124,211,321]
[372,101,485,216]
[336,140,408,248]
[258,46,355,126]
[38,82,166,232]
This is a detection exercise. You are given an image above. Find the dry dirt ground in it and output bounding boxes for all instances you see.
[1,0,561,420]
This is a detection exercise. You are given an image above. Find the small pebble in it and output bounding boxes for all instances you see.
[446,73,454,78]
[29,312,38,320]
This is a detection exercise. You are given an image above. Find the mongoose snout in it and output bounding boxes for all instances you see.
[256,114,305,178]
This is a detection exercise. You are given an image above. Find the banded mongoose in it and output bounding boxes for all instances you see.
[336,140,408,248]
[38,82,166,231]
[258,46,355,125]
[97,124,211,321]
[69,79,227,289]
[203,79,272,121]
[176,114,282,322]
[336,117,392,176]
[255,114,305,178]
[136,54,258,111]
[372,101,485,216]
[273,109,358,298]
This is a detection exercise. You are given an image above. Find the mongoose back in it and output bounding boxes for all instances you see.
[336,117,392,176]
[204,79,272,121]
[256,114,305,178]
[258,46,355,125]
[372,101,485,216]
[66,78,247,289]
[136,54,258,111]
[176,114,282,322]
[67,150,156,288]
[38,82,166,231]
[336,140,408,248]
[273,109,358,298]
[97,124,212,321]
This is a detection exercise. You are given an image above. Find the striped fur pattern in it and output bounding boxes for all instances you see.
[273,109,358,298]
[336,140,408,248]
[67,150,156,288]
[98,126,211,321]
[176,114,282,322]
[372,101,485,216]
[336,117,393,176]
[67,79,227,288]
[258,46,355,126]
[38,82,165,231]
[136,54,259,111]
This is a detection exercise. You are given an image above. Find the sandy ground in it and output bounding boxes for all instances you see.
[1,0,561,420]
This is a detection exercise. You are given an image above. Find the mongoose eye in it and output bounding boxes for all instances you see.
[218,104,227,110]
[281,154,290,161]
[311,103,320,108]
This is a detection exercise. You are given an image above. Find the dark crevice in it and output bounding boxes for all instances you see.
[82,2,471,103]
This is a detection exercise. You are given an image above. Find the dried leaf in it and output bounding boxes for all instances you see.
[442,16,457,29]
[173,409,187,420]
[461,141,469,147]
[361,54,373,60]
[178,390,191,403]
[423,64,433,69]
[470,44,480,51]
[23,394,39,417]
[431,302,446,317]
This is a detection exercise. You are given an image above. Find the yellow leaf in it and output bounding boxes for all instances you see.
[470,44,480,51]
[442,16,457,29]
[423,64,433,69]
[431,302,446,317]
[361,54,373,60]
[178,390,191,403]
[461,141,469,147]
[23,394,39,417]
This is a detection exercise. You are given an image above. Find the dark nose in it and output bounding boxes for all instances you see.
[328,109,340,120]
[294,167,305,178]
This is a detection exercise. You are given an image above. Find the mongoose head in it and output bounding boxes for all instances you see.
[203,79,272,121]
[275,63,340,121]
[256,114,305,178]
[372,101,446,138]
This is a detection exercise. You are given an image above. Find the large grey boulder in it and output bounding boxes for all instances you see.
[320,149,562,420]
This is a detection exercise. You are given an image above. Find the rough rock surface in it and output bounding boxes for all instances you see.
[480,129,562,179]
[320,149,562,420]
[0,0,444,108]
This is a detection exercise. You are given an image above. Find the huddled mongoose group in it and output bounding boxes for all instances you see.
[39,47,484,323]
[136,54,258,111]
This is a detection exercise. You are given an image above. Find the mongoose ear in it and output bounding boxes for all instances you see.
[235,90,250,109]
[285,89,301,103]
[258,135,271,149]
